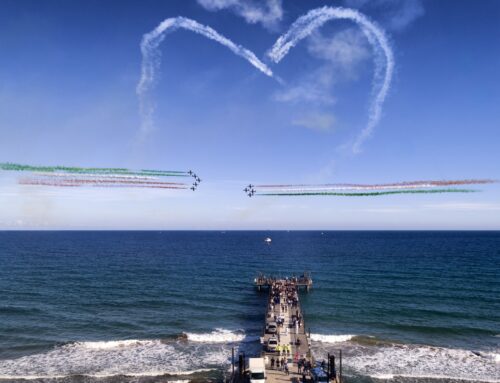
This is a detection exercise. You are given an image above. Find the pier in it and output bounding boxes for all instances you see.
[230,274,342,383]
[254,273,313,292]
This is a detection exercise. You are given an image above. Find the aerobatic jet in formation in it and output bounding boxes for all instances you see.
[244,184,256,197]
[187,171,202,191]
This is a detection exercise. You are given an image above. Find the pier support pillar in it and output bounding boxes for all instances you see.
[238,354,244,378]
[339,349,342,383]
[231,347,235,377]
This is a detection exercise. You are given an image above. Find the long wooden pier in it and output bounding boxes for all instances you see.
[230,274,342,383]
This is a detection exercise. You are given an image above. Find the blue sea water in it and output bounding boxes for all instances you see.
[0,231,498,382]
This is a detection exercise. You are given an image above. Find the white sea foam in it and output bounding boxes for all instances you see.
[310,333,355,343]
[76,339,156,350]
[490,352,500,364]
[371,374,500,383]
[371,373,395,379]
[312,340,500,382]
[0,338,228,379]
[185,328,259,343]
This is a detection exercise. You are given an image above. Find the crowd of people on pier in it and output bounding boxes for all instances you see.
[269,280,303,337]
[261,277,336,382]
[269,356,290,375]
[269,354,314,374]
[265,278,320,381]
[257,274,311,287]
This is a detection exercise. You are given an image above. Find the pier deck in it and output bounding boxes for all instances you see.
[261,282,311,382]
[230,274,340,383]
[254,273,313,292]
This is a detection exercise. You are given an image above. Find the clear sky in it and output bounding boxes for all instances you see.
[0,0,499,230]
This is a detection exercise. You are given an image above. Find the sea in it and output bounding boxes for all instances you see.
[0,231,498,383]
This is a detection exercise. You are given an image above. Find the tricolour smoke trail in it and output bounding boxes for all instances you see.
[0,163,189,177]
[268,6,394,153]
[137,17,274,134]
[257,189,479,197]
[2,162,201,192]
[255,179,496,190]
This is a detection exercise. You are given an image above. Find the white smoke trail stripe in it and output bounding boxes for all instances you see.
[268,6,394,153]
[34,172,160,181]
[255,185,459,192]
[137,17,274,134]
[23,177,186,186]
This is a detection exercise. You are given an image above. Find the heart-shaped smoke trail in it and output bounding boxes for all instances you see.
[268,6,394,153]
[137,8,394,153]
[136,17,274,135]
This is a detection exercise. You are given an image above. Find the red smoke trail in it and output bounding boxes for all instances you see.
[19,178,188,190]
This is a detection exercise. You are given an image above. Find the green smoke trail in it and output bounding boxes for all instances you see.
[0,163,188,177]
[257,189,479,197]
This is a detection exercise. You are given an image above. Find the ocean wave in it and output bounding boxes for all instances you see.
[0,369,212,380]
[184,328,259,343]
[369,373,500,382]
[0,337,229,380]
[76,339,160,350]
[312,341,500,382]
[310,333,356,343]
[0,305,43,315]
[488,352,500,364]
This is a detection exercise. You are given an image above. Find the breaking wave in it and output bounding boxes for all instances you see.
[310,333,356,343]
[0,331,256,381]
[311,336,500,382]
[184,328,259,343]
[75,339,159,350]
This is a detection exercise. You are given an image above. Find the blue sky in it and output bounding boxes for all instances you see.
[0,0,499,229]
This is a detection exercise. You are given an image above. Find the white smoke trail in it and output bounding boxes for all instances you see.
[137,17,274,134]
[268,6,394,153]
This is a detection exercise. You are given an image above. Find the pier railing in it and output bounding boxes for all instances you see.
[254,272,313,291]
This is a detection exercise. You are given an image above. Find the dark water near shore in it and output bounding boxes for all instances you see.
[0,231,499,382]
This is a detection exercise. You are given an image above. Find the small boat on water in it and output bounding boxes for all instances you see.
[264,237,272,243]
